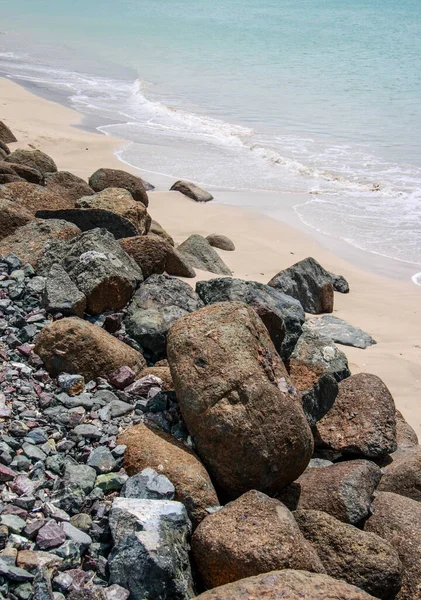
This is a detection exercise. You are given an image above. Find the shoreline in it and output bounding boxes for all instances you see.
[1,75,421,436]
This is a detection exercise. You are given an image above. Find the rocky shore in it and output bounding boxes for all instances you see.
[0,121,420,600]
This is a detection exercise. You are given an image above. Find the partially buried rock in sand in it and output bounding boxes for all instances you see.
[177,234,231,276]
[167,301,313,499]
[206,233,235,251]
[35,316,145,380]
[268,256,334,314]
[170,179,213,202]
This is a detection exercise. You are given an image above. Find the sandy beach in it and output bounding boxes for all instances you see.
[2,75,421,435]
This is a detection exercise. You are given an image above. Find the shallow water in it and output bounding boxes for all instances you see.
[1,0,421,271]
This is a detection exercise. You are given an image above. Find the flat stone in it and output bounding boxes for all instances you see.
[87,446,117,474]
[36,520,67,550]
[303,315,376,349]
[121,468,175,500]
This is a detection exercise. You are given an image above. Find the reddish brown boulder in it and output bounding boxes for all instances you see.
[120,235,168,279]
[277,459,381,525]
[192,490,324,589]
[118,422,218,527]
[0,220,81,267]
[194,570,377,600]
[395,410,418,448]
[44,171,94,203]
[165,245,196,277]
[76,188,151,235]
[34,317,145,380]
[315,373,397,458]
[89,168,150,206]
[0,161,43,184]
[0,199,34,240]
[5,149,57,175]
[0,121,17,144]
[167,301,313,499]
[0,181,74,213]
[378,446,421,501]
[294,509,402,599]
[365,491,421,600]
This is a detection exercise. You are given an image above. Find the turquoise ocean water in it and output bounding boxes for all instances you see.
[1,0,421,273]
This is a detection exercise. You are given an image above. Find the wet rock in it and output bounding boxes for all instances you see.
[196,277,305,359]
[278,459,381,525]
[315,373,397,457]
[34,317,146,379]
[295,509,402,599]
[268,257,334,314]
[124,274,203,361]
[170,179,213,202]
[192,490,324,589]
[303,315,376,349]
[167,301,313,499]
[0,121,17,143]
[119,423,218,527]
[177,234,231,276]
[43,263,87,317]
[121,467,175,500]
[75,188,151,234]
[365,491,421,600]
[206,234,235,251]
[108,497,194,600]
[0,220,81,267]
[5,149,57,175]
[193,569,376,600]
[89,168,151,205]
[44,171,94,203]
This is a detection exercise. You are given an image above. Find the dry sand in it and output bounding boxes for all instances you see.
[2,76,421,435]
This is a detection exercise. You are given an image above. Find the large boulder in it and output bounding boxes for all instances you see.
[34,317,146,380]
[124,274,203,361]
[75,188,151,235]
[43,263,87,317]
[315,373,397,458]
[365,491,421,600]
[118,423,218,527]
[0,121,17,144]
[44,171,95,203]
[0,220,81,267]
[0,181,74,212]
[277,459,381,525]
[165,245,196,277]
[206,234,235,251]
[170,179,213,202]
[395,410,419,448]
[268,257,334,314]
[108,497,194,600]
[120,235,169,279]
[0,161,43,184]
[196,277,305,359]
[192,490,324,589]
[167,301,313,499]
[0,199,34,240]
[194,570,377,600]
[36,207,139,239]
[177,234,231,276]
[5,149,57,175]
[377,446,421,501]
[295,509,403,599]
[56,228,143,314]
[89,168,151,205]
[303,316,376,349]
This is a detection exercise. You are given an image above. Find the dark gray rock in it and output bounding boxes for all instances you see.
[170,180,213,203]
[0,558,34,582]
[43,263,87,317]
[124,274,203,360]
[330,272,350,294]
[177,235,231,276]
[303,315,376,349]
[63,463,97,494]
[108,497,194,600]
[121,468,175,500]
[87,446,117,474]
[196,277,304,359]
[35,208,139,239]
[268,257,334,314]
